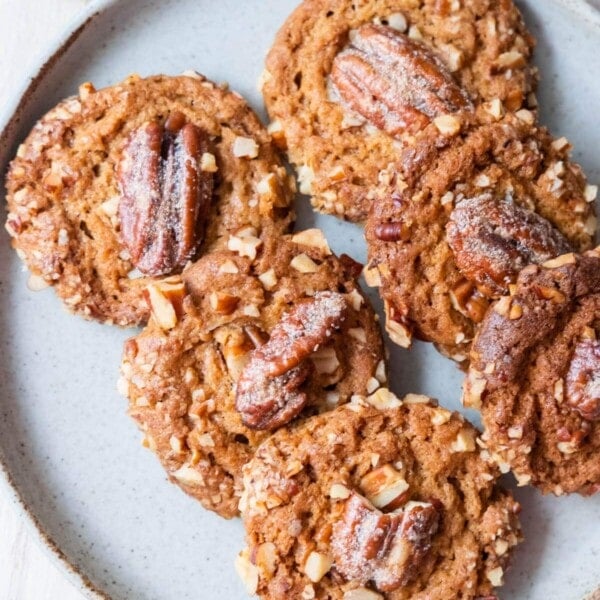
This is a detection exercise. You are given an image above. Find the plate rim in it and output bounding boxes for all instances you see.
[0,0,599,598]
[0,3,119,597]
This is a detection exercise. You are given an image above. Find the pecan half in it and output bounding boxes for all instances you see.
[331,493,440,592]
[235,291,347,430]
[446,194,573,297]
[566,340,600,421]
[330,24,472,137]
[117,111,213,276]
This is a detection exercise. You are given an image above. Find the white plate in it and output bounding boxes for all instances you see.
[0,1,599,598]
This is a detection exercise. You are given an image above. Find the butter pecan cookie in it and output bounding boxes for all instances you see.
[5,73,293,326]
[365,111,596,362]
[120,230,385,518]
[263,0,537,221]
[238,396,522,599]
[464,248,600,495]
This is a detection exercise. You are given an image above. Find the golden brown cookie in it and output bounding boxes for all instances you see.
[120,230,385,518]
[365,111,596,362]
[263,0,537,221]
[464,248,600,496]
[238,396,522,599]
[5,73,294,326]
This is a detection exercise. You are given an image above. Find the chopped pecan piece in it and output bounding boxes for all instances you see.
[450,280,489,324]
[566,340,600,421]
[331,493,440,592]
[117,111,214,276]
[235,292,347,430]
[331,24,472,137]
[447,194,572,296]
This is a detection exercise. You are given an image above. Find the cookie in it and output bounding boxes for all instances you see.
[238,396,522,599]
[365,111,596,362]
[120,230,385,518]
[5,73,294,326]
[464,248,600,495]
[263,0,537,221]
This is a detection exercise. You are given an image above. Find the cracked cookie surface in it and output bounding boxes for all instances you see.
[263,0,537,222]
[5,73,293,326]
[465,248,600,495]
[238,398,522,599]
[120,231,385,518]
[365,111,595,362]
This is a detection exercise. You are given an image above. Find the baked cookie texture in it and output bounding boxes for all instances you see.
[465,248,600,496]
[263,0,537,222]
[238,397,522,599]
[365,110,596,362]
[5,73,294,326]
[120,231,385,518]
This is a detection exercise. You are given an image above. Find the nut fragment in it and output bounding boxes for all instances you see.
[542,253,576,269]
[310,346,341,375]
[433,114,462,136]
[494,51,525,70]
[463,369,487,409]
[291,229,332,254]
[228,227,263,261]
[330,24,472,137]
[291,253,319,274]
[235,548,259,594]
[236,292,347,430]
[565,340,600,421]
[364,264,382,287]
[144,279,185,330]
[450,429,476,453]
[330,484,352,500]
[447,194,572,296]
[117,112,214,276]
[200,152,218,173]
[233,136,259,158]
[366,388,402,410]
[331,493,440,592]
[27,273,50,292]
[258,268,278,290]
[304,551,333,583]
[486,566,504,587]
[449,280,489,323]
[360,465,409,510]
[209,292,240,315]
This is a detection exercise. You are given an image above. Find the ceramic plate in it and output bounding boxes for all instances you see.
[1,1,599,598]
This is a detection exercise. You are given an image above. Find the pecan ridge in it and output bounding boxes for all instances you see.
[331,493,440,592]
[446,194,573,297]
[566,339,600,421]
[117,111,214,276]
[331,24,472,137]
[235,291,347,430]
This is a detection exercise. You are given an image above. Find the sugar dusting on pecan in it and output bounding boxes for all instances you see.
[117,111,214,276]
[330,24,472,137]
[566,339,600,421]
[331,493,440,592]
[446,194,573,297]
[235,291,347,430]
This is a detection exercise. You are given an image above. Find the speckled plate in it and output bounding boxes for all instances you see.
[0,0,599,598]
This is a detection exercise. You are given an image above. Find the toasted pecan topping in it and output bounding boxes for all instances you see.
[331,24,472,137]
[259,291,347,377]
[117,111,213,276]
[235,292,347,430]
[331,493,440,592]
[566,340,600,421]
[447,194,573,296]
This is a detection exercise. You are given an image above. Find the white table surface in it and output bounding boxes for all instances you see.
[1,4,91,598]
